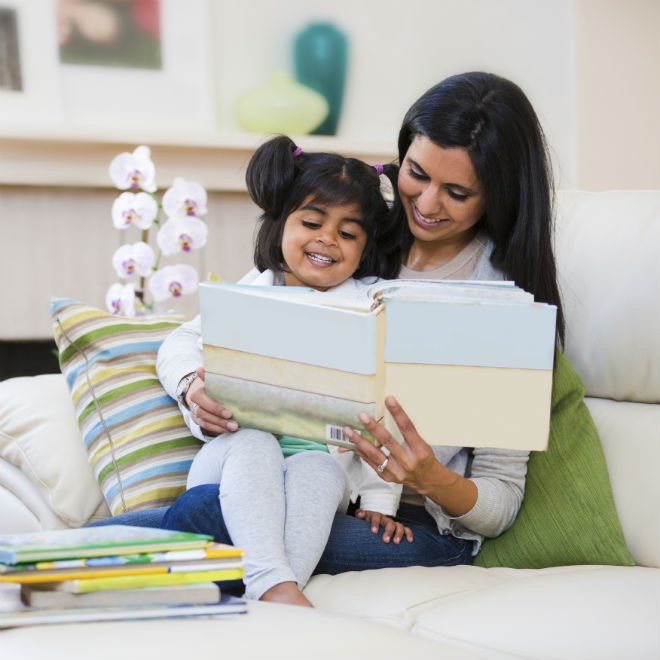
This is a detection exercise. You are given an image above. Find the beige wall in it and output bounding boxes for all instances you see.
[575,0,660,190]
[0,0,658,339]
[212,0,578,186]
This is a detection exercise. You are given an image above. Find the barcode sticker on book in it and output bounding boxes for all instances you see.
[326,425,352,445]
[325,425,361,448]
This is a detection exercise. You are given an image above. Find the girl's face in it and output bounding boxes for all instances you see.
[281,196,368,291]
[398,135,486,257]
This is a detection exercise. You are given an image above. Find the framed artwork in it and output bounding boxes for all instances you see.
[57,0,215,132]
[0,1,61,125]
[58,0,163,71]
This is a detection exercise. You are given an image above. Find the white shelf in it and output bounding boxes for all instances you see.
[0,129,396,192]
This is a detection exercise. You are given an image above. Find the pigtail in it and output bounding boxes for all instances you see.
[371,162,403,279]
[352,162,403,280]
[249,136,304,272]
[246,135,299,219]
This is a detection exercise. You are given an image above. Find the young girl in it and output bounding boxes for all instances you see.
[162,135,404,606]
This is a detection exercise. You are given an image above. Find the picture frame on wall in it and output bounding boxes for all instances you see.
[57,0,216,134]
[0,0,61,127]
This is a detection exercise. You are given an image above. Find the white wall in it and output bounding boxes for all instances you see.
[211,0,577,186]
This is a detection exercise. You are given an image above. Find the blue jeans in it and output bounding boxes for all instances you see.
[91,484,473,580]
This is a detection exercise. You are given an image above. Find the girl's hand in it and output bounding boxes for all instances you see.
[186,368,239,435]
[355,508,413,544]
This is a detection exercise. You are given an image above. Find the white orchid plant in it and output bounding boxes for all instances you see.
[106,145,208,316]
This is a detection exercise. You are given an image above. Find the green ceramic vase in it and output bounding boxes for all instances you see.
[294,22,348,135]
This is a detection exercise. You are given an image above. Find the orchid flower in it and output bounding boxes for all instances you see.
[162,177,208,218]
[111,242,155,279]
[108,145,157,193]
[156,217,208,255]
[107,146,208,315]
[105,282,137,316]
[148,264,199,302]
[111,192,158,230]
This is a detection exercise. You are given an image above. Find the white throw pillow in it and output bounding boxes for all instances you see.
[0,374,107,527]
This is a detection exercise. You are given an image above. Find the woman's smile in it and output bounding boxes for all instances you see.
[411,204,449,229]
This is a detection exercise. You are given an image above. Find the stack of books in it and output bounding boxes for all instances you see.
[0,525,246,628]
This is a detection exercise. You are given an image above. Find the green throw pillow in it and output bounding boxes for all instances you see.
[475,351,634,568]
[51,298,203,517]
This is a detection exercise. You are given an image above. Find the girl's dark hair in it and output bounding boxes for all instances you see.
[392,72,565,346]
[247,135,401,280]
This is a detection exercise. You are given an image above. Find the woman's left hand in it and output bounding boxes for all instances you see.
[343,396,441,495]
[344,397,478,516]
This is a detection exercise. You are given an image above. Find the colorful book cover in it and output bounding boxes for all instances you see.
[0,542,244,582]
[199,279,557,451]
[0,593,247,629]
[49,567,245,593]
[0,525,213,566]
[0,557,244,584]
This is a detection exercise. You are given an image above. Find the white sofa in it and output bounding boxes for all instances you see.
[0,190,658,660]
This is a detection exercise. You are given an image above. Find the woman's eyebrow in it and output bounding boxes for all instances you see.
[407,156,426,174]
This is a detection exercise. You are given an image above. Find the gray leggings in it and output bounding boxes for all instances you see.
[187,428,348,600]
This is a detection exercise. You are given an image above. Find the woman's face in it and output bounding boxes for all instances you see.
[398,135,486,250]
[280,195,367,291]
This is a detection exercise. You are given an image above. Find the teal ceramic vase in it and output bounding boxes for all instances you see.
[294,22,348,135]
[235,71,329,135]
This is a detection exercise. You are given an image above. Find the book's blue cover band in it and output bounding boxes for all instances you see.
[385,300,557,370]
[199,283,379,375]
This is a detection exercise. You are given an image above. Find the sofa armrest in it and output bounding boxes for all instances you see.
[0,374,108,531]
[0,459,67,533]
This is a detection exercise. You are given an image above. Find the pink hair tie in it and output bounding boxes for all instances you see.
[373,163,384,175]
[292,146,304,158]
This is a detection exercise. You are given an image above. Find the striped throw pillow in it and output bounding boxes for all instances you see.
[51,298,203,516]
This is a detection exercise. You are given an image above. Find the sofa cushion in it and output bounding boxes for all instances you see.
[555,190,660,404]
[305,564,523,629]
[585,397,660,568]
[50,298,203,517]
[0,375,105,528]
[411,565,659,660]
[475,351,634,568]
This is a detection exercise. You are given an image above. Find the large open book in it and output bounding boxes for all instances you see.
[199,279,557,451]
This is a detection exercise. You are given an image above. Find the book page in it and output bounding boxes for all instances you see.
[368,279,534,304]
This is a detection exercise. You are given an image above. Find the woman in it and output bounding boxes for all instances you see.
[109,71,566,584]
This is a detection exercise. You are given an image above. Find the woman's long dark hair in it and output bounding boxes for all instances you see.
[392,72,565,346]
[247,135,401,281]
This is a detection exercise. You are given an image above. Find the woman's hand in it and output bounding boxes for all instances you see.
[355,508,413,544]
[343,396,478,516]
[185,368,239,436]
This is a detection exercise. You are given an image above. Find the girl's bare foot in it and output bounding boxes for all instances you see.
[259,581,313,607]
